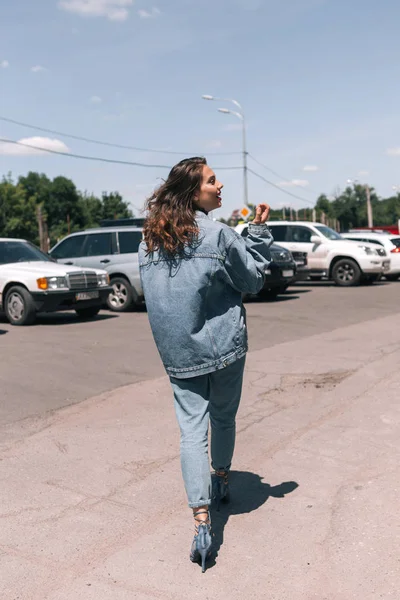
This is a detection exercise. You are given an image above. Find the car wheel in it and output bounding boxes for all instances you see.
[258,288,279,301]
[332,259,361,287]
[106,277,134,312]
[4,286,37,326]
[385,274,400,281]
[279,284,289,294]
[75,306,101,319]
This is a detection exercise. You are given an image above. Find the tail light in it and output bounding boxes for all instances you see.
[390,247,400,253]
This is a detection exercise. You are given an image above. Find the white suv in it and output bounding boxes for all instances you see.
[235,221,390,286]
[341,232,400,281]
[0,238,111,325]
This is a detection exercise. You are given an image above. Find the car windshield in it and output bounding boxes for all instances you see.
[314,225,343,240]
[0,241,51,265]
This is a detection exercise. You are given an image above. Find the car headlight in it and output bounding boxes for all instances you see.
[47,276,68,289]
[37,277,68,290]
[97,274,110,287]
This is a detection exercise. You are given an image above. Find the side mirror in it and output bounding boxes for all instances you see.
[310,235,322,245]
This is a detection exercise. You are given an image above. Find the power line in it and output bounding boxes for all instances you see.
[0,137,315,204]
[248,153,320,195]
[0,116,242,156]
[0,138,242,170]
[248,168,315,205]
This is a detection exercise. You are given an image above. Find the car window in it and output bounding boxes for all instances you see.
[289,226,313,243]
[267,225,288,242]
[83,233,112,257]
[0,241,51,264]
[366,238,383,246]
[314,225,342,240]
[118,231,142,254]
[391,238,400,248]
[346,236,367,243]
[51,235,86,259]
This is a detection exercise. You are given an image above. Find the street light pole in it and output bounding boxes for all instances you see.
[347,179,373,228]
[202,95,249,207]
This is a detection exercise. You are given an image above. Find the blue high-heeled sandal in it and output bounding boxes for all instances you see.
[212,470,230,511]
[190,510,212,573]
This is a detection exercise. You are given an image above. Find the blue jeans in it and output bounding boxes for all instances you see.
[170,356,246,508]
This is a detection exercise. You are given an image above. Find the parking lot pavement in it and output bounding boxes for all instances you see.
[1,306,399,599]
[1,280,400,444]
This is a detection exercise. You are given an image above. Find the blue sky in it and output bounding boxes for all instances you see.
[1,0,400,218]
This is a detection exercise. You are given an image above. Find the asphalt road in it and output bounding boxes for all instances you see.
[1,280,399,429]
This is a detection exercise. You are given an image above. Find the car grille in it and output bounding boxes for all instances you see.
[271,249,292,263]
[68,271,98,290]
[291,251,308,265]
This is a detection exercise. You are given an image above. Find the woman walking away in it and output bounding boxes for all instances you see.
[139,157,273,572]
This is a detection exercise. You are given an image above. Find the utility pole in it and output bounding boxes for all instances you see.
[282,206,285,219]
[347,179,373,228]
[37,205,44,251]
[365,184,373,228]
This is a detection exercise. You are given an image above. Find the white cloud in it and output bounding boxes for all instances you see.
[138,7,160,18]
[357,170,369,177]
[279,179,309,188]
[302,165,319,172]
[31,65,46,73]
[0,60,9,68]
[0,137,69,156]
[386,147,400,156]
[58,0,133,22]
[90,95,102,103]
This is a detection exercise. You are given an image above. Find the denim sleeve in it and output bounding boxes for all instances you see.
[222,224,274,294]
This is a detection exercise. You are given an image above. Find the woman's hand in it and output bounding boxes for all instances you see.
[252,203,270,225]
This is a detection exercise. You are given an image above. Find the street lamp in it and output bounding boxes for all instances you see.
[347,178,373,228]
[202,94,248,206]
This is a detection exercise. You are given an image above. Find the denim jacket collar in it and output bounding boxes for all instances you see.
[195,209,209,220]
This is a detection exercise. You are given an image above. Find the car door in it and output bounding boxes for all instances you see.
[75,232,116,270]
[109,230,142,290]
[287,225,328,270]
[49,234,87,265]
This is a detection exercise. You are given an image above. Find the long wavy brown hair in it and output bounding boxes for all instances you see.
[143,157,207,256]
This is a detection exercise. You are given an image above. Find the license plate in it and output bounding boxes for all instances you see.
[282,270,294,277]
[383,261,390,271]
[76,291,99,301]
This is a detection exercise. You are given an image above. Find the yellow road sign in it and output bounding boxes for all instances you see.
[239,206,251,220]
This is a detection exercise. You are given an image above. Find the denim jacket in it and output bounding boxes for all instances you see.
[139,212,273,379]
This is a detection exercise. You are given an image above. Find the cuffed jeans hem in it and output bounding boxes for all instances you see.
[211,464,231,472]
[189,499,212,509]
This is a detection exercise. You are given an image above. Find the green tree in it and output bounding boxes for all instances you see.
[101,192,132,220]
[47,176,84,242]
[315,194,333,219]
[0,176,38,242]
[79,192,103,229]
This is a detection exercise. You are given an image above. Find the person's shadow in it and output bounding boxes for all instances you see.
[208,471,298,569]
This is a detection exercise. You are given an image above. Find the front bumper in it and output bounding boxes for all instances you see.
[359,258,390,274]
[294,266,310,281]
[263,262,297,290]
[31,286,112,313]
